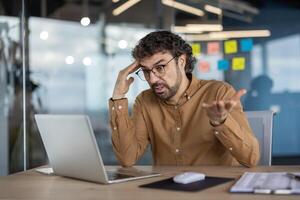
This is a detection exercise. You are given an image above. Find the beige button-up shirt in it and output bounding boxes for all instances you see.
[109,76,260,167]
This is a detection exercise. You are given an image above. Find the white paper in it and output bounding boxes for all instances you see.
[230,172,300,194]
[35,167,54,175]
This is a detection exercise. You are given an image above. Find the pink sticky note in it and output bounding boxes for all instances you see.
[198,61,210,72]
[207,42,220,55]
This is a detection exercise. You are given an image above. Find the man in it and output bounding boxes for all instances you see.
[109,31,259,167]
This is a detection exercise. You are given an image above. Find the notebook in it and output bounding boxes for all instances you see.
[35,114,160,184]
[230,172,300,194]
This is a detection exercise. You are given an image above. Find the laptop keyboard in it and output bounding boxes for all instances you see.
[106,171,134,181]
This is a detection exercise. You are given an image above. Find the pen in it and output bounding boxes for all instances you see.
[286,173,300,181]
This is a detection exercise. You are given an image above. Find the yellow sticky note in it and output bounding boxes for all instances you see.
[191,43,201,56]
[232,57,246,70]
[224,40,238,54]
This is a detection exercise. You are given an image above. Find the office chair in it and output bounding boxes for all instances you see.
[101,111,274,166]
[137,111,275,166]
[245,111,275,166]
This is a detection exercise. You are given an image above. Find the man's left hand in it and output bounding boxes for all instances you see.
[202,89,247,126]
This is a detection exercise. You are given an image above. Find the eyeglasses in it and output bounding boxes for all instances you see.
[135,56,176,81]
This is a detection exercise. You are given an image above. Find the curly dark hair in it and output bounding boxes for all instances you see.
[132,30,196,75]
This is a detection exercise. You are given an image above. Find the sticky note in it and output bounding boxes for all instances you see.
[224,40,238,54]
[232,57,246,70]
[207,42,220,55]
[198,61,210,72]
[191,43,201,56]
[218,59,229,71]
[240,38,253,52]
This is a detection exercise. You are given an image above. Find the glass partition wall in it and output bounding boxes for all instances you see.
[0,1,23,175]
[1,1,300,175]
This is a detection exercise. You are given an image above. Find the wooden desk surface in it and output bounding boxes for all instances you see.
[0,165,299,200]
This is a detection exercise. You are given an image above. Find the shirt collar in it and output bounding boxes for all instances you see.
[183,74,200,100]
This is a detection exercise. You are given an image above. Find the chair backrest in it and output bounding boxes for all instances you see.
[101,110,274,166]
[245,111,274,166]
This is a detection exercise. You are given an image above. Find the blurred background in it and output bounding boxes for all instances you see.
[0,0,300,175]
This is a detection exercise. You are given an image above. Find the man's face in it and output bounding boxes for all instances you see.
[139,52,185,100]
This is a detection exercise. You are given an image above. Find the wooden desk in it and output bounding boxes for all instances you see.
[0,165,299,200]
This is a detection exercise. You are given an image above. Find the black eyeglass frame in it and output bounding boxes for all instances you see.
[135,56,177,81]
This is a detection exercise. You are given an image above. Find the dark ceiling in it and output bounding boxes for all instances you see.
[1,0,300,26]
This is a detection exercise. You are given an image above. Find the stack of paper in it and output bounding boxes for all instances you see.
[230,172,300,194]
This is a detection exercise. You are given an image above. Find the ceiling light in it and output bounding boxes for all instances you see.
[210,30,271,39]
[65,56,75,65]
[112,0,141,16]
[40,31,49,40]
[204,5,222,15]
[118,40,128,49]
[80,17,90,26]
[112,0,120,2]
[184,30,271,41]
[172,26,203,34]
[82,57,92,66]
[186,24,223,31]
[162,0,204,17]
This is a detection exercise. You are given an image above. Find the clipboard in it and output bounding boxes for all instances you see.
[139,176,234,192]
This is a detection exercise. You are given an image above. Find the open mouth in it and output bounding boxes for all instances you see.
[153,82,168,94]
[154,85,165,93]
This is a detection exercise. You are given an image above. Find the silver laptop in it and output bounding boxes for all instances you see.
[35,114,160,184]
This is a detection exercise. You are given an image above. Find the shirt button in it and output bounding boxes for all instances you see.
[176,127,181,131]
[113,126,117,130]
[187,96,191,100]
[229,147,233,151]
[112,106,115,110]
[175,149,180,153]
[118,105,122,110]
[174,106,177,109]
[214,131,219,135]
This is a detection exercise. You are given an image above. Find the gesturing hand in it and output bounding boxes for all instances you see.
[202,89,247,126]
[112,61,140,100]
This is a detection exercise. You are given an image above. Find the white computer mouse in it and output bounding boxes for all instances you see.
[173,172,205,184]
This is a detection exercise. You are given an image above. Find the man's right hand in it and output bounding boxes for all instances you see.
[112,61,140,100]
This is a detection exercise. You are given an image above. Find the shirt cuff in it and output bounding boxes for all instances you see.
[109,98,129,116]
[211,114,246,152]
